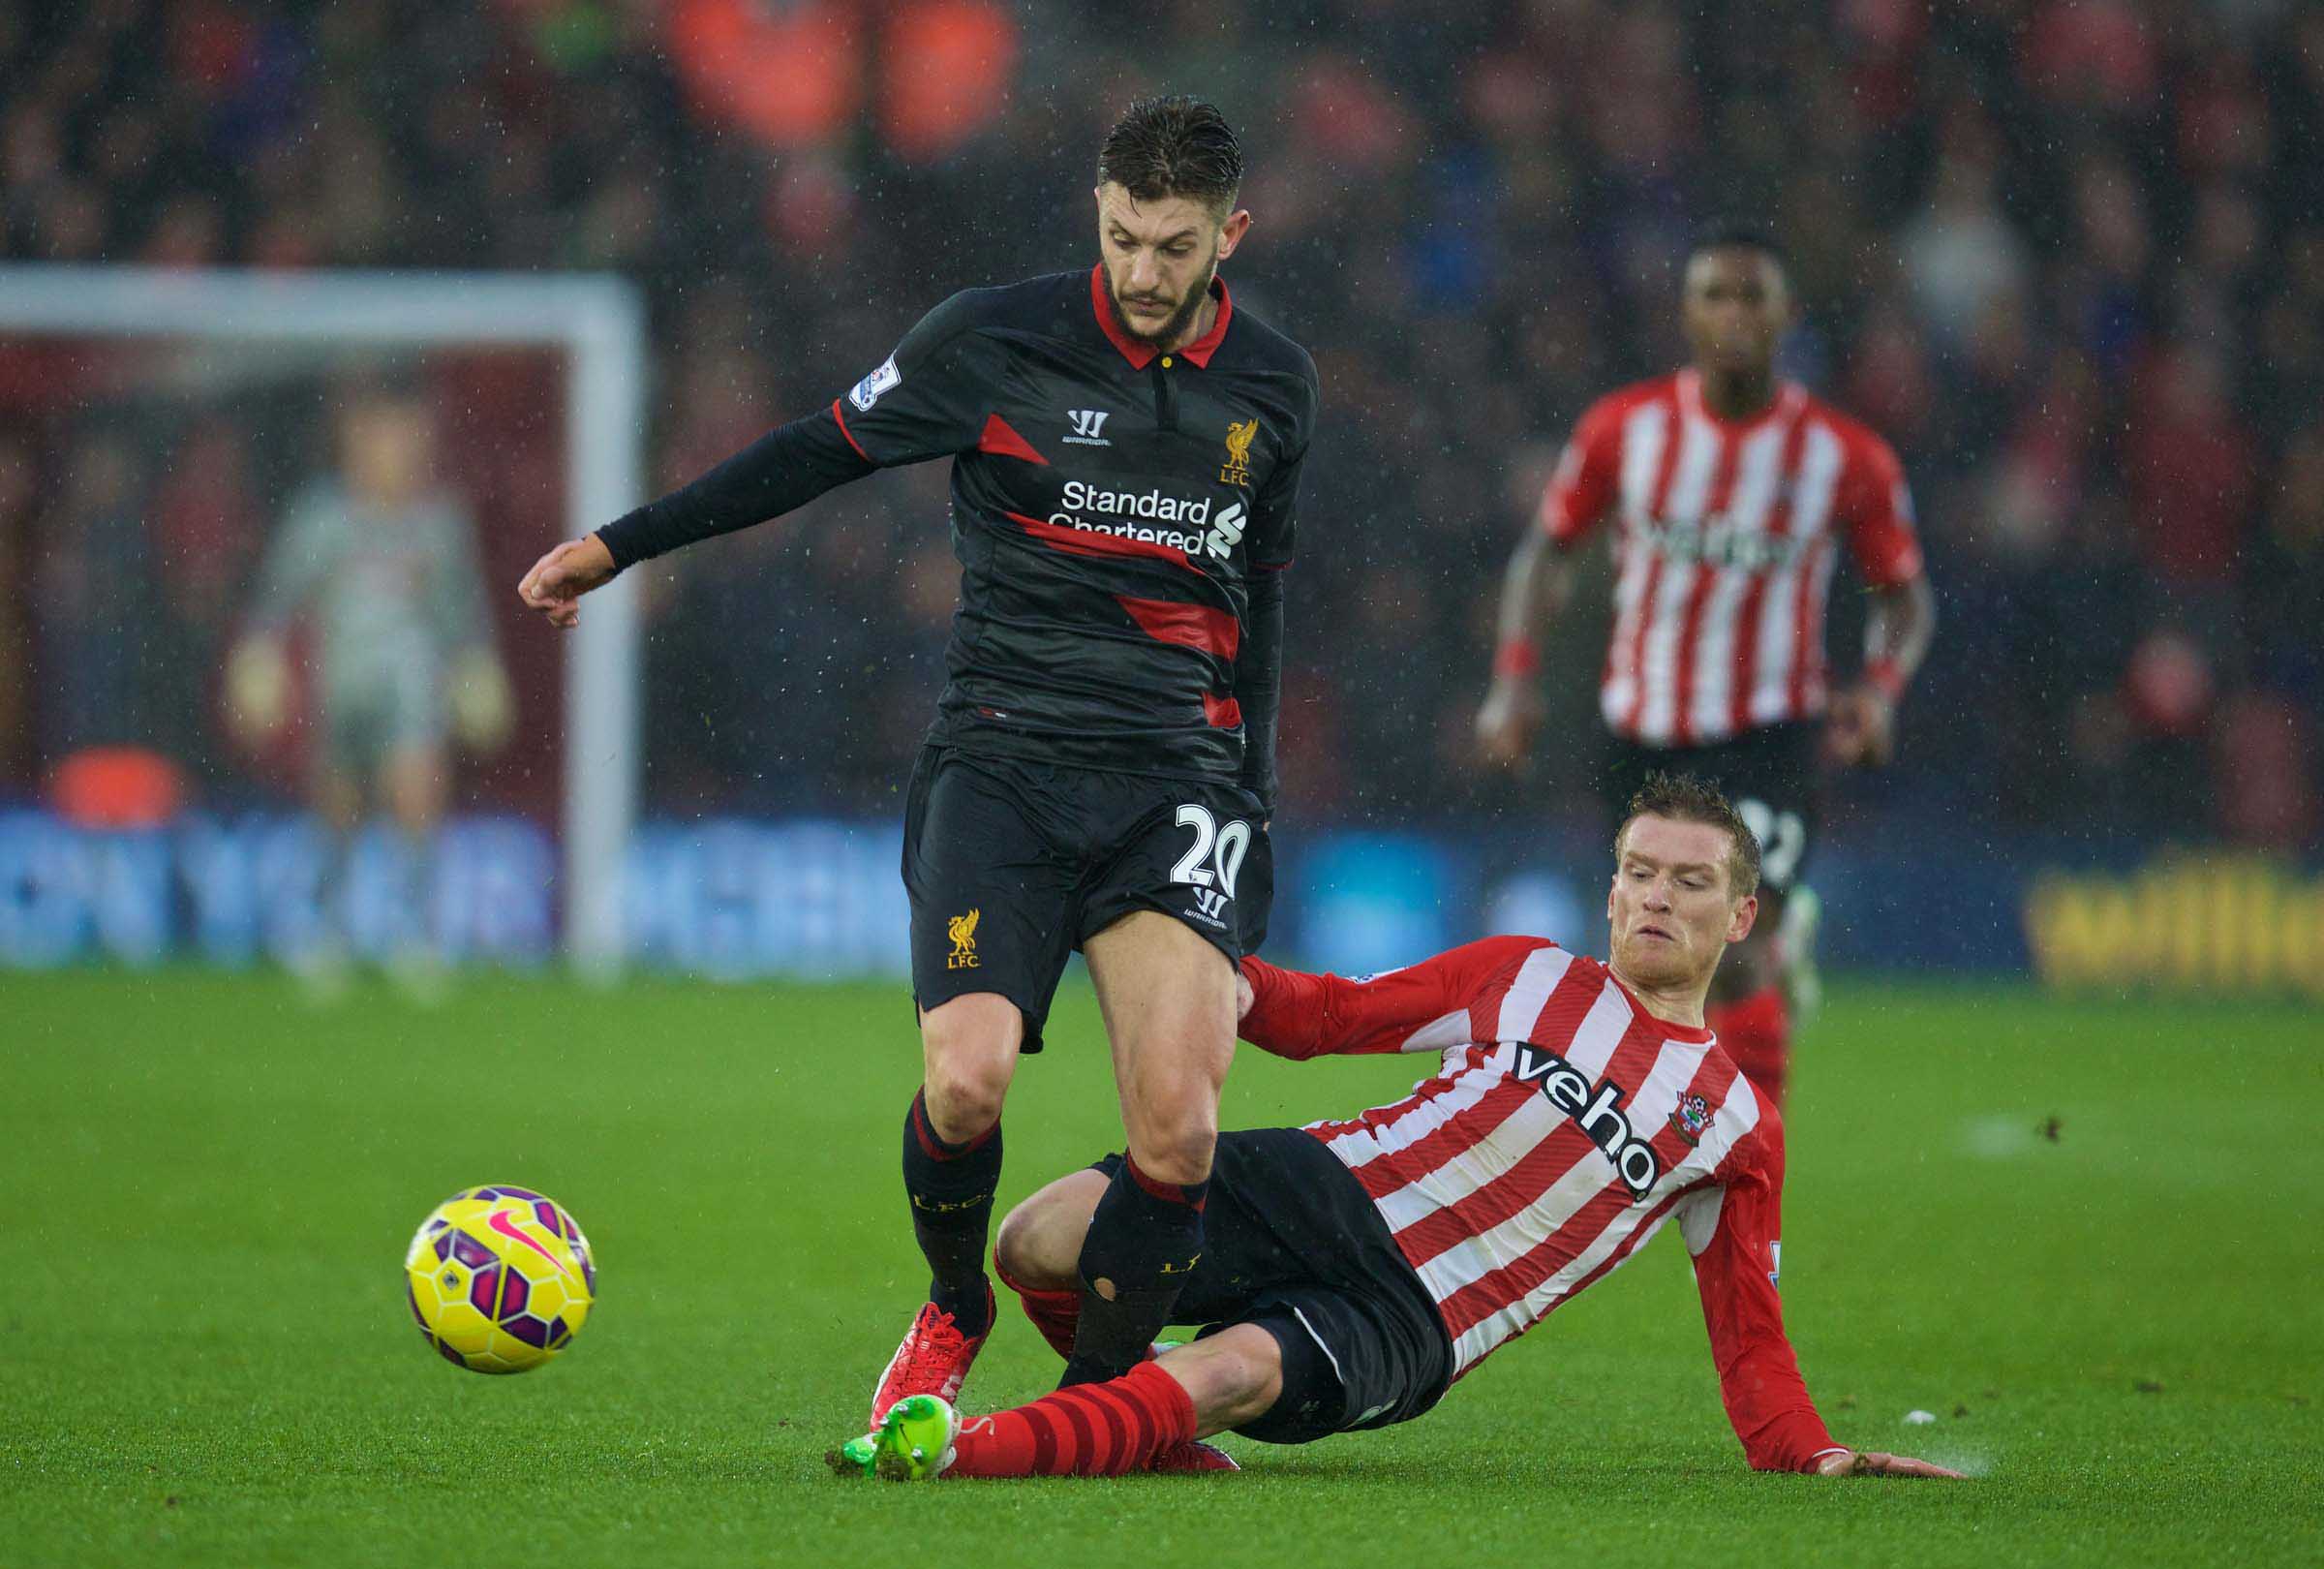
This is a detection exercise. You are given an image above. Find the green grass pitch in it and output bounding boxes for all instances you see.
[2,968,2317,1567]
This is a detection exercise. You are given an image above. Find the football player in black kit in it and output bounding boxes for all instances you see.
[518,97,1319,1464]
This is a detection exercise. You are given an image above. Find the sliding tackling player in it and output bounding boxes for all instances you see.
[834,775,1959,1483]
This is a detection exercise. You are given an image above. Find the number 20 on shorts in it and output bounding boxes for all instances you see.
[1171,804,1250,899]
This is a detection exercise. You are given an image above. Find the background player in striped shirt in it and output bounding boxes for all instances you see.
[831,775,1960,1482]
[1475,226,1936,1106]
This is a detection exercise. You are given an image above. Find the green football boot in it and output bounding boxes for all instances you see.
[827,1394,959,1482]
[824,1433,879,1477]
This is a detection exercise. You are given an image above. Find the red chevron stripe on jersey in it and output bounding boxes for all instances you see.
[1116,595,1241,659]
[1537,370,1924,746]
[976,413,1050,465]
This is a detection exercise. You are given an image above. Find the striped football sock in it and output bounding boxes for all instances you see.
[946,1361,1197,1478]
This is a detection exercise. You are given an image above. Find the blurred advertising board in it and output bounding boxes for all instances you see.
[1,810,2316,997]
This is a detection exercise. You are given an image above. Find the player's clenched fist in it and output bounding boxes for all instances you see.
[517,535,616,629]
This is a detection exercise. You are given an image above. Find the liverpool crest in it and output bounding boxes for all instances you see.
[1219,417,1258,486]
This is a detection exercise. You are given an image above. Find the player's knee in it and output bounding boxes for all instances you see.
[922,1058,1007,1141]
[1215,1338,1282,1410]
[992,1201,1066,1289]
[992,1202,1037,1281]
[1125,1113,1217,1187]
[1166,1326,1283,1429]
[994,1169,1105,1289]
[919,998,1020,1138]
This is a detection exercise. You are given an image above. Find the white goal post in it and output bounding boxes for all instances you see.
[0,263,648,975]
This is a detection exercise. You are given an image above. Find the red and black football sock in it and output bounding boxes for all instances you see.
[1060,1155,1207,1387]
[901,1090,999,1338]
[1709,984,1791,1108]
[949,1360,1198,1477]
[996,1259,1081,1362]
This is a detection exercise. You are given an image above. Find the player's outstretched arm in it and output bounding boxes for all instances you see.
[516,291,1010,631]
[1238,936,1545,1060]
[517,535,616,630]
[1681,1120,1963,1479]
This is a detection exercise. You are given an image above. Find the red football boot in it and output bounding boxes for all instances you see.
[1148,1439,1240,1473]
[868,1286,994,1433]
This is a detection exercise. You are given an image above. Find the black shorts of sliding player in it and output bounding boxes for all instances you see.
[1603,721,1819,893]
[900,744,1272,1054]
[1086,1127,1455,1437]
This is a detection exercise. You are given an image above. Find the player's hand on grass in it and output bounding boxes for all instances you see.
[1814,1448,1964,1479]
[1474,679,1543,772]
[1822,682,1895,768]
[517,534,617,630]
[225,636,291,741]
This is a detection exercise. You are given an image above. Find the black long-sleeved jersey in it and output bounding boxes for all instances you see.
[597,265,1319,811]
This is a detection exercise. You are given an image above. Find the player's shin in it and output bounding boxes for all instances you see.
[1062,1154,1207,1387]
[902,1090,1001,1335]
[949,1360,1199,1477]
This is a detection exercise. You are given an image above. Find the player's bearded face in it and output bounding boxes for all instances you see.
[1605,816,1756,991]
[1096,185,1237,347]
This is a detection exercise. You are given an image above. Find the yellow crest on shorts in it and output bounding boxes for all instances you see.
[946,908,981,969]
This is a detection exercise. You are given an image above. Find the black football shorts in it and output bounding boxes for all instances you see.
[900,745,1274,1054]
[1092,1127,1454,1444]
[1603,721,1819,892]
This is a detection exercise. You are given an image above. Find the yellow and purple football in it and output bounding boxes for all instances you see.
[404,1186,596,1374]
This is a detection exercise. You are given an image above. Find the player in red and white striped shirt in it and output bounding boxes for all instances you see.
[830,776,1958,1483]
[1477,226,1936,1106]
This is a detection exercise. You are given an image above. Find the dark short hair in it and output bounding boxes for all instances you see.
[1687,220,1787,273]
[1097,96,1243,216]
[1615,771,1761,899]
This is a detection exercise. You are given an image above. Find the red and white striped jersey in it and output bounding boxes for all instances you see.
[1537,369,1924,747]
[1240,936,1842,1473]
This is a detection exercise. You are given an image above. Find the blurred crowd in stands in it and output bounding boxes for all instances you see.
[2,0,2319,847]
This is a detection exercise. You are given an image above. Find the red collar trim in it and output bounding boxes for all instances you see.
[1088,263,1234,369]
[1179,275,1234,366]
